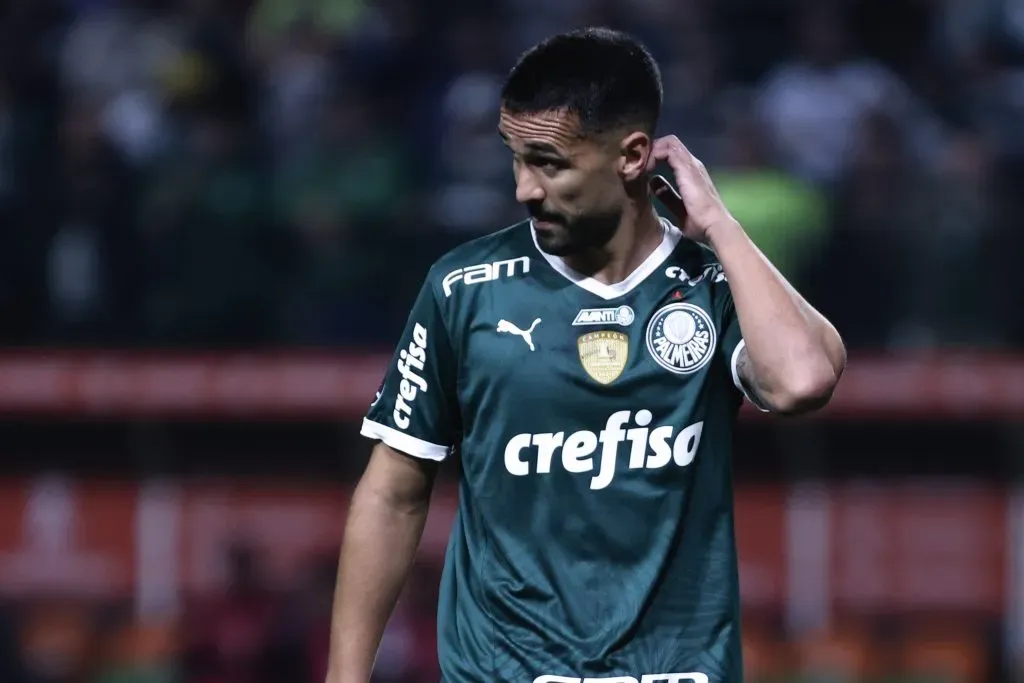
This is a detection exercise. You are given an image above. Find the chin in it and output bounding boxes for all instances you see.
[533,226,575,256]
[536,240,576,257]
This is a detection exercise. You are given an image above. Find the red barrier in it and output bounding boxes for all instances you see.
[0,352,1020,418]
[0,478,1009,617]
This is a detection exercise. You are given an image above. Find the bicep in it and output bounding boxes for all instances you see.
[713,275,772,413]
[357,441,438,513]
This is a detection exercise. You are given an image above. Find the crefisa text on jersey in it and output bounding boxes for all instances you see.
[504,409,704,490]
[442,256,530,297]
[535,672,710,683]
[392,322,429,430]
[665,263,725,286]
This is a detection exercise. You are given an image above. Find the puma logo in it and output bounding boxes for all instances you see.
[496,318,542,352]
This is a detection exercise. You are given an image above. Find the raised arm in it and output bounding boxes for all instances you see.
[649,135,845,414]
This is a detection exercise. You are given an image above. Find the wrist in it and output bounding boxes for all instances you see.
[703,217,744,251]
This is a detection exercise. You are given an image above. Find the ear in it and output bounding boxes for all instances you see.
[619,131,652,182]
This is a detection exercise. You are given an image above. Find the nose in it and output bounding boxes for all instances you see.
[514,166,545,204]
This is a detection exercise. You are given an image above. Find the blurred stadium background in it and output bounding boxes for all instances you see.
[0,0,1022,682]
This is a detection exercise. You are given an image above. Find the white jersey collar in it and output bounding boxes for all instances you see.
[531,217,683,300]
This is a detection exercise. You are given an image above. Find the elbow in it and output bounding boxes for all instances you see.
[770,358,840,416]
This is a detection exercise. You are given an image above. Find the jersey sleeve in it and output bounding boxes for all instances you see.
[717,280,771,413]
[361,273,460,461]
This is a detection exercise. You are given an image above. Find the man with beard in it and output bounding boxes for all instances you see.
[328,27,845,683]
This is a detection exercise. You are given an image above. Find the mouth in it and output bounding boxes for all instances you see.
[530,216,564,231]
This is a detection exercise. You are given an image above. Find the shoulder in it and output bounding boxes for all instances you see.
[425,219,536,300]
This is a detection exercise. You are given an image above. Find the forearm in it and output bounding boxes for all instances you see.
[327,480,430,683]
[707,219,844,412]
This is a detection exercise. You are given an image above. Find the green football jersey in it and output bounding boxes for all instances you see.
[362,218,766,683]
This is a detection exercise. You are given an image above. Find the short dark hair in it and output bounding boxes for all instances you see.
[501,27,663,136]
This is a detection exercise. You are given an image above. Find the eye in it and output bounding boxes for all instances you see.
[539,161,560,176]
[530,156,567,176]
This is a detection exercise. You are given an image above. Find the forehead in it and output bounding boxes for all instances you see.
[498,108,589,154]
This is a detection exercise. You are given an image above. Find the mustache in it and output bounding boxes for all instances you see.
[527,205,565,224]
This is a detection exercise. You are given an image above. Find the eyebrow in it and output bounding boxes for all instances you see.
[497,131,565,157]
[524,141,563,156]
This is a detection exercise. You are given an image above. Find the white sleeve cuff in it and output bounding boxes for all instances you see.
[730,339,770,413]
[360,418,451,461]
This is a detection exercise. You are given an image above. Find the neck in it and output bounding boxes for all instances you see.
[561,198,664,286]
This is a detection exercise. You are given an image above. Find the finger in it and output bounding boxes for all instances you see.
[669,135,695,159]
[648,136,699,177]
[650,174,687,222]
[646,138,671,171]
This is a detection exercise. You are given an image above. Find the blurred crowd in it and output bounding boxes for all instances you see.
[0,543,446,683]
[0,540,1002,683]
[1,0,1023,350]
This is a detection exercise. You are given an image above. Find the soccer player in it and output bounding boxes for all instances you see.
[327,27,845,683]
